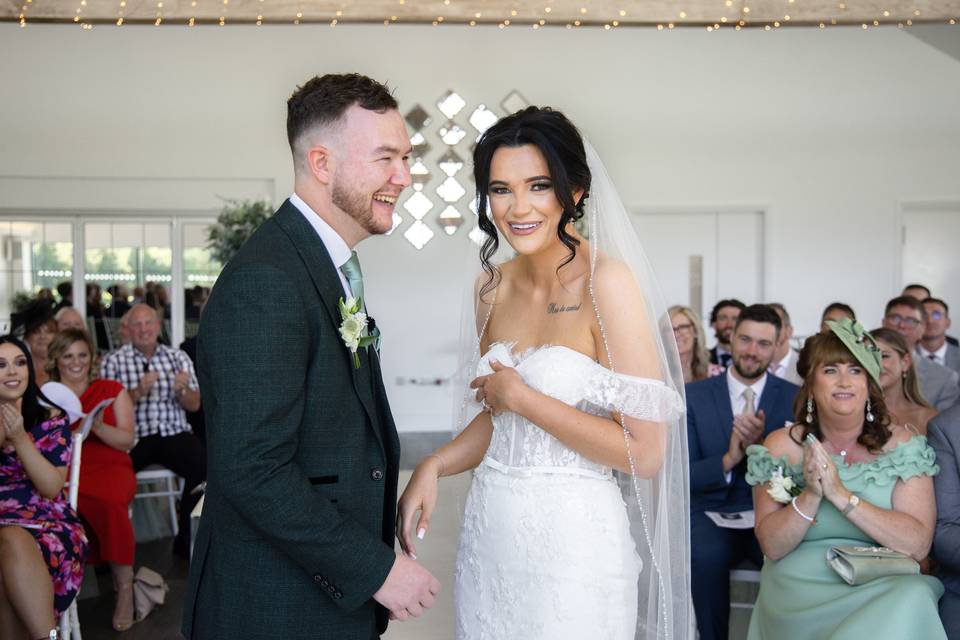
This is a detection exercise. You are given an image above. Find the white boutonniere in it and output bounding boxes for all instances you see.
[338,296,377,369]
[767,466,802,504]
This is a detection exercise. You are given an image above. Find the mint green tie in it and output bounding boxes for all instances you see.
[341,251,380,351]
[341,251,364,305]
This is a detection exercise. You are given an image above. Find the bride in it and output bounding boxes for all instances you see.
[397,107,695,639]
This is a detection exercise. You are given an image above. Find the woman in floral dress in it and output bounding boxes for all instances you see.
[0,335,88,640]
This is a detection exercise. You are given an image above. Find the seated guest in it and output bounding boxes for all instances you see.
[820,301,856,334]
[54,281,73,311]
[883,295,960,411]
[903,283,932,301]
[871,328,938,434]
[687,304,800,640]
[100,303,205,557]
[106,284,132,319]
[55,306,86,333]
[670,304,722,384]
[12,298,58,386]
[921,298,960,377]
[905,285,958,347]
[709,298,746,370]
[746,319,945,639]
[929,403,960,639]
[0,335,88,639]
[47,329,138,631]
[768,303,802,385]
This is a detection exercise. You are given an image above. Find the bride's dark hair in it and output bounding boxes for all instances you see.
[472,106,591,300]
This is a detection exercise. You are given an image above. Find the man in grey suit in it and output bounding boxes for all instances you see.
[929,403,960,639]
[768,303,802,385]
[921,298,960,378]
[883,295,960,411]
[182,74,439,639]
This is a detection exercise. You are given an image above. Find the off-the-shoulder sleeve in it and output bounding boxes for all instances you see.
[745,444,803,487]
[843,435,940,486]
[583,367,684,422]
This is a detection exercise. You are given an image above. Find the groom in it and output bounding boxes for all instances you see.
[182,74,439,639]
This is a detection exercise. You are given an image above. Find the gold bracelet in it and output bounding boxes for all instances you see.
[428,453,446,477]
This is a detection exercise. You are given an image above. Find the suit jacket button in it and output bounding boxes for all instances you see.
[327,584,336,593]
[334,591,343,599]
[313,575,322,583]
[320,579,329,588]
[370,468,384,481]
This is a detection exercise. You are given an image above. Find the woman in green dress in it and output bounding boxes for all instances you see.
[745,318,946,639]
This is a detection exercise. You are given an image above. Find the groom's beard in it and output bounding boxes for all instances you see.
[332,177,392,236]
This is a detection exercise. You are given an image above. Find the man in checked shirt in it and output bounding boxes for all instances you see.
[100,303,206,558]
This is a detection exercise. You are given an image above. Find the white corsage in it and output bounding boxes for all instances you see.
[338,297,377,369]
[767,466,802,504]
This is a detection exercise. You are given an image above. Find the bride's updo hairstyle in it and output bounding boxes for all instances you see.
[472,106,591,299]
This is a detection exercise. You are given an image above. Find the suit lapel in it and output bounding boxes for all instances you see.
[758,378,780,433]
[710,375,735,443]
[273,200,386,455]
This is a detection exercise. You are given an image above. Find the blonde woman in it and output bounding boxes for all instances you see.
[870,328,938,435]
[669,305,722,383]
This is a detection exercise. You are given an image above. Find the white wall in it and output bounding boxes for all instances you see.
[2,23,960,431]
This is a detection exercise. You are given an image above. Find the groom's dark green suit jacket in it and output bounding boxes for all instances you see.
[182,200,401,640]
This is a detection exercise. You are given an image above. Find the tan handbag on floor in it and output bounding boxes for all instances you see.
[826,545,920,586]
[133,566,169,621]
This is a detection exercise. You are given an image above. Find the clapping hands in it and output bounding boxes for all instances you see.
[1,403,26,445]
[803,435,845,502]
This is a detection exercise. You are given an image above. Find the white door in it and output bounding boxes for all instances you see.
[632,209,764,347]
[902,205,960,310]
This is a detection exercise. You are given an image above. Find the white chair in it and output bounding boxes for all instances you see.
[730,563,762,611]
[135,467,184,537]
[59,401,108,640]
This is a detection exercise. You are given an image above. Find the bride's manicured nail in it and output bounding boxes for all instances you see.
[410,552,417,560]
[417,528,426,540]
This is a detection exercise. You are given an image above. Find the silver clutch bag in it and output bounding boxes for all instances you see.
[825,545,920,586]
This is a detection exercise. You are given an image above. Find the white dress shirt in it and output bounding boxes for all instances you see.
[727,369,768,416]
[770,351,792,379]
[918,343,948,367]
[289,193,353,298]
[723,369,768,484]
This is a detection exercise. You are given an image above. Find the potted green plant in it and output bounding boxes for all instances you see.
[206,199,273,266]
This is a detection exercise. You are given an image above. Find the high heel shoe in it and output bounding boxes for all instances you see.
[112,580,136,632]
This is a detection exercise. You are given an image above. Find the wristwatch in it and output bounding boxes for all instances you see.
[841,494,861,516]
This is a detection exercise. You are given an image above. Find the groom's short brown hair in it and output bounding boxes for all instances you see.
[286,73,398,153]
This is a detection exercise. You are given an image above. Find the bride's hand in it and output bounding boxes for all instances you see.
[397,457,442,559]
[470,360,529,416]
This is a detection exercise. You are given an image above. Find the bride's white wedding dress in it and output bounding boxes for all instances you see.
[454,341,683,640]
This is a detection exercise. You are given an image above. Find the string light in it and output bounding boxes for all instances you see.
[12,1,951,30]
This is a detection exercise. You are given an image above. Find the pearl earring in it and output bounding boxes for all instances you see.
[866,399,875,423]
[806,397,815,424]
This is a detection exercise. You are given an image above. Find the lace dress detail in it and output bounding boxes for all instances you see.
[454,344,681,639]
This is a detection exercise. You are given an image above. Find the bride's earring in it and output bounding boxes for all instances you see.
[866,399,875,423]
[806,397,815,424]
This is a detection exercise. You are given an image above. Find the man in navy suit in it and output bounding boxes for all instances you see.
[687,304,800,640]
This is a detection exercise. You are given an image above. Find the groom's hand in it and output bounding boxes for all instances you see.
[373,554,440,621]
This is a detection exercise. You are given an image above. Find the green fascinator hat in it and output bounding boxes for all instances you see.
[825,317,883,386]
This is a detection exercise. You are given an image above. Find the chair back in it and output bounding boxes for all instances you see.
[67,431,83,509]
